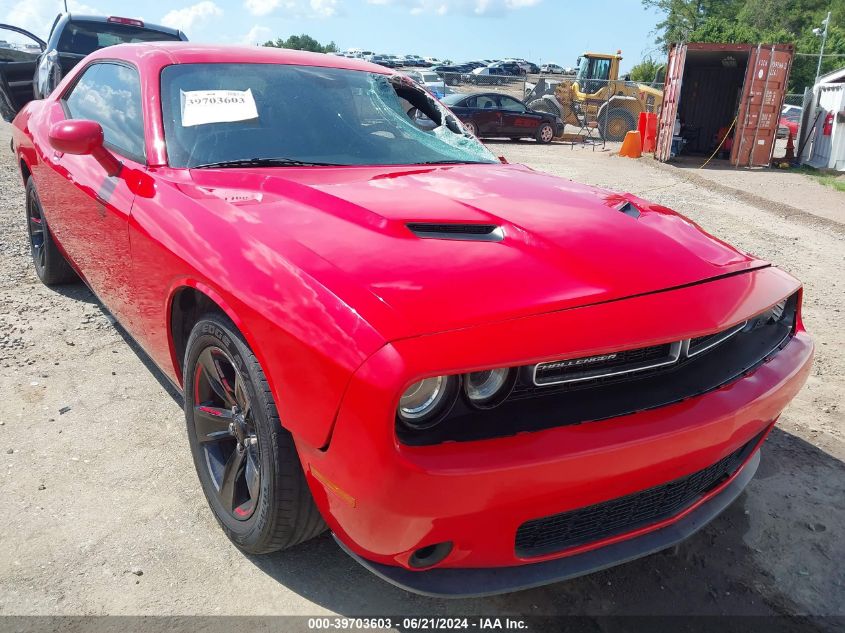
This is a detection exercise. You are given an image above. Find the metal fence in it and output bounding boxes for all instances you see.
[781,91,809,153]
[783,93,805,109]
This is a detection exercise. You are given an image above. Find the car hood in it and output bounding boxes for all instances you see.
[187,163,766,339]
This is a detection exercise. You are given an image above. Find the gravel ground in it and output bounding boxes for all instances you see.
[0,125,843,629]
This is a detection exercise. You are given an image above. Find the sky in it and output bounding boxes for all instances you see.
[1,0,667,72]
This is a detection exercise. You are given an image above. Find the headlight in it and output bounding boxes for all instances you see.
[397,375,459,429]
[464,368,514,408]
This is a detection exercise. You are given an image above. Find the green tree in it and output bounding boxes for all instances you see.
[642,0,845,91]
[629,57,664,83]
[642,0,743,45]
[263,35,338,54]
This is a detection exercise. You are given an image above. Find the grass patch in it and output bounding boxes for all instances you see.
[792,166,845,192]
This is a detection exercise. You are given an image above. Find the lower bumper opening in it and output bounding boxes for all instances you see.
[515,429,764,558]
[335,447,762,598]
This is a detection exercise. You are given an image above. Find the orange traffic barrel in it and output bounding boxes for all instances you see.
[638,112,658,153]
[619,130,643,158]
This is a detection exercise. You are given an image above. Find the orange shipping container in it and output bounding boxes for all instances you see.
[655,42,794,167]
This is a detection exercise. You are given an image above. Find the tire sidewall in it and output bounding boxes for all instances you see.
[602,109,636,142]
[25,179,49,282]
[183,317,275,545]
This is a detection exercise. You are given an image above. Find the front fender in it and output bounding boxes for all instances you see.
[128,172,387,449]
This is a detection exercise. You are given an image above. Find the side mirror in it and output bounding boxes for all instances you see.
[49,120,122,177]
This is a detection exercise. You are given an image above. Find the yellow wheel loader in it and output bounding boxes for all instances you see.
[526,51,664,141]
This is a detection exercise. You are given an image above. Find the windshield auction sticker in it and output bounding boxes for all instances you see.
[180,89,259,127]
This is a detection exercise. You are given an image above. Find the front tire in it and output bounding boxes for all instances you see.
[599,108,636,142]
[464,120,478,137]
[536,122,555,144]
[183,314,325,554]
[25,177,77,286]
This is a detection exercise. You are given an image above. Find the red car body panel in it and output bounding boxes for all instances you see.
[10,43,812,590]
[779,116,798,138]
[185,167,765,339]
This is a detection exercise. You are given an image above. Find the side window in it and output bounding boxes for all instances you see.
[498,97,525,113]
[65,62,145,161]
[477,95,496,110]
[593,58,611,81]
[462,96,476,108]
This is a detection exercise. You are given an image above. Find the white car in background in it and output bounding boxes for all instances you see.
[405,70,452,98]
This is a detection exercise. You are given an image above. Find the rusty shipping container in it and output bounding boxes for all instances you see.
[655,42,794,167]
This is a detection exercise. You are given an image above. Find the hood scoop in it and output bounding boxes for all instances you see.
[406,223,504,242]
[616,201,641,219]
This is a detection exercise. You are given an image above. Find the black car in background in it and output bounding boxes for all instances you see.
[440,92,563,143]
[370,54,397,68]
[489,61,526,76]
[431,64,473,84]
[0,13,185,119]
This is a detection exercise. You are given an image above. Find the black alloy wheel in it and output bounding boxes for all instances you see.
[192,345,261,521]
[183,315,325,554]
[27,185,46,273]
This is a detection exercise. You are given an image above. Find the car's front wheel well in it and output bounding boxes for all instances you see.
[19,159,31,186]
[170,287,229,379]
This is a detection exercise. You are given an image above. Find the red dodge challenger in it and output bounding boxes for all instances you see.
[5,44,813,597]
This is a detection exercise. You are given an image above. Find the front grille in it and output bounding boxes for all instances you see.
[397,292,798,446]
[688,321,746,357]
[532,342,678,387]
[514,432,762,557]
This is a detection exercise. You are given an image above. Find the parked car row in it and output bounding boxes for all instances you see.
[333,51,445,68]
[336,52,544,77]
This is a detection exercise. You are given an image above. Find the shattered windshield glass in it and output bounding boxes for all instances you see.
[160,63,497,168]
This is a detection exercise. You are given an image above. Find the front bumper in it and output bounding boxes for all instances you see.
[295,267,813,590]
[335,449,760,598]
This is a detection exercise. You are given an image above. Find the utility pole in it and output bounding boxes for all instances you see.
[814,11,831,86]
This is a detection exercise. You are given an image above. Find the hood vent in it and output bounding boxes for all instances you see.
[406,223,504,242]
[617,201,641,219]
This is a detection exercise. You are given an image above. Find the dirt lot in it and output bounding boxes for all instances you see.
[0,124,843,629]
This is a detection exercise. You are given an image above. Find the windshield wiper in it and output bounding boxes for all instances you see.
[192,157,344,169]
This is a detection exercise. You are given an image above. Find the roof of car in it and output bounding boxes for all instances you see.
[83,42,394,74]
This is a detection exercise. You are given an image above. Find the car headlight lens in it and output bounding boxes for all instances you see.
[464,368,514,408]
[398,375,458,428]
